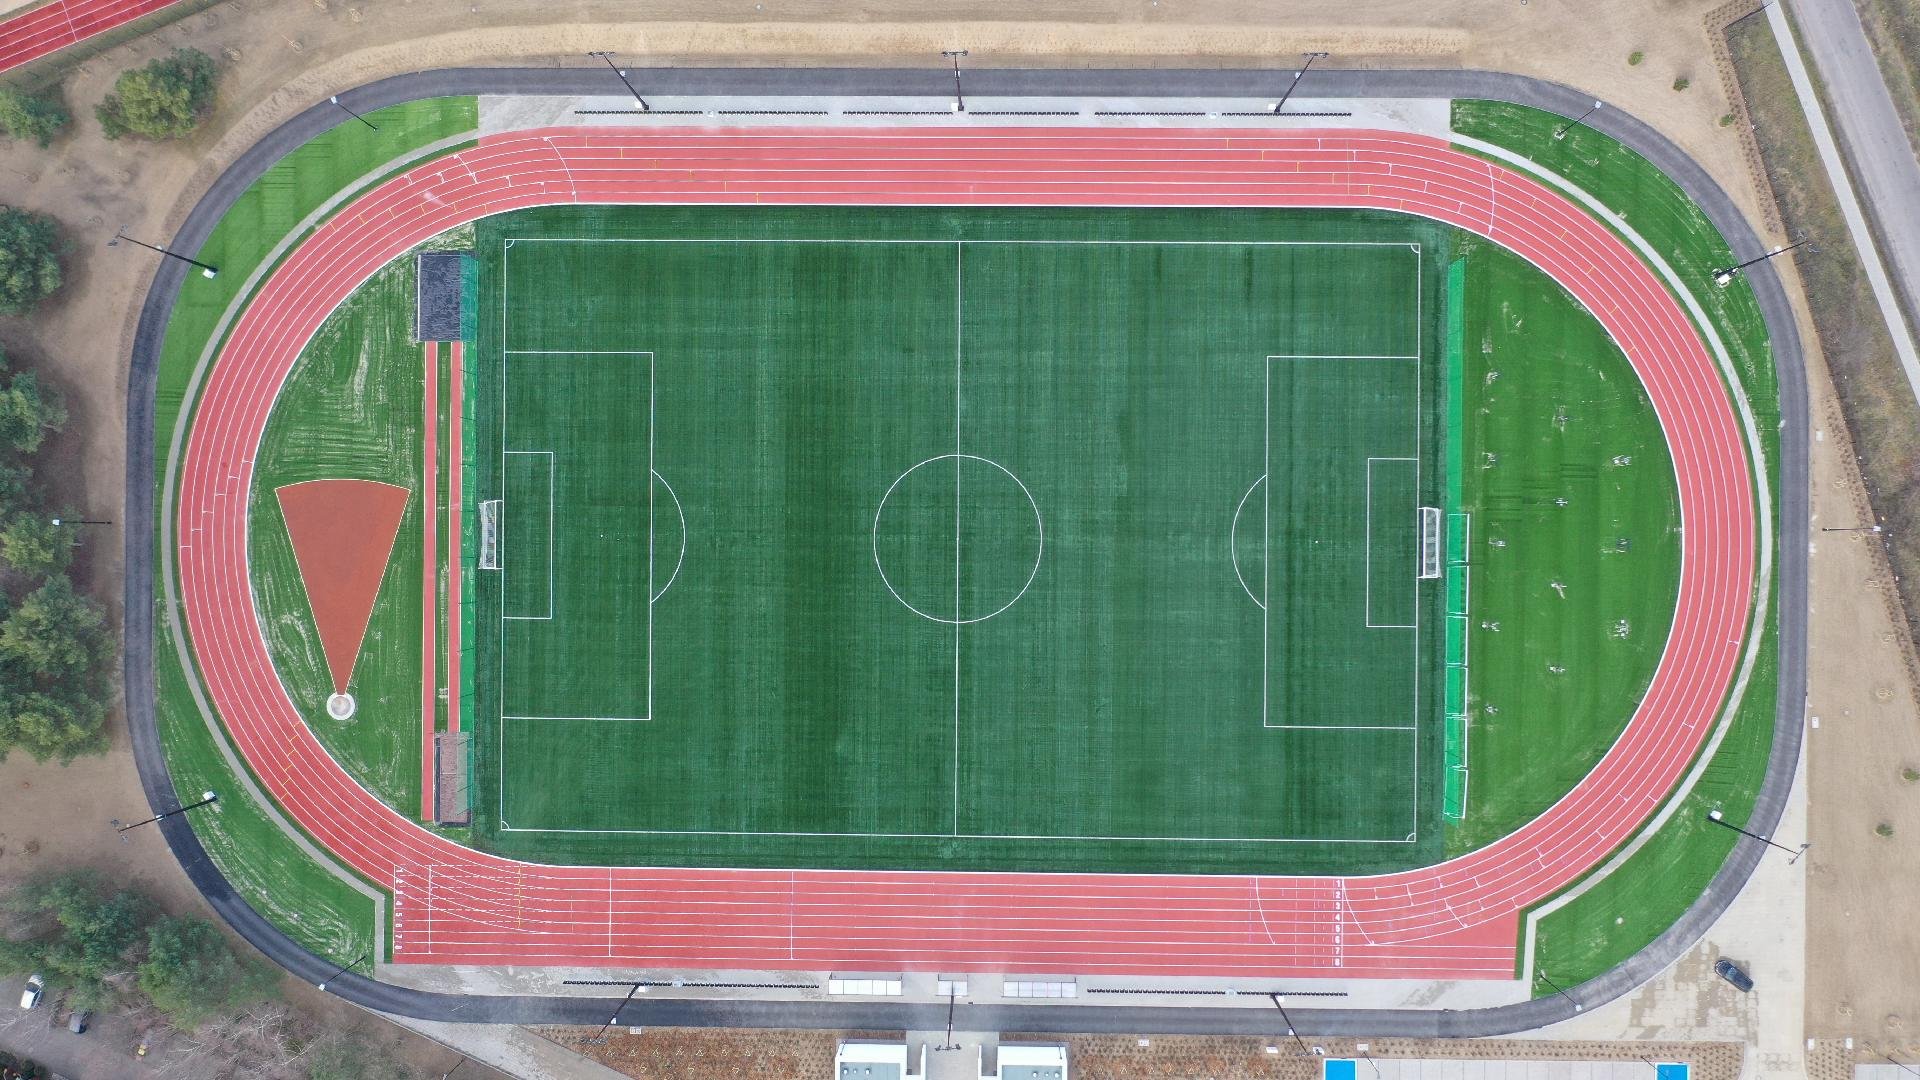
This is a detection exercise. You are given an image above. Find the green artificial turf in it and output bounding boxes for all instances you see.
[249,259,425,814]
[469,206,1455,874]
[1451,99,1782,990]
[1445,237,1682,855]
[154,97,478,961]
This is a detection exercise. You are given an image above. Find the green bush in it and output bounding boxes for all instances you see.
[0,208,61,315]
[0,872,151,1008]
[95,48,218,141]
[138,917,278,1028]
[1673,76,1692,92]
[0,89,70,148]
[1629,50,1645,66]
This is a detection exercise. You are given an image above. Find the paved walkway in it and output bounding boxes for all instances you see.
[1775,0,1920,405]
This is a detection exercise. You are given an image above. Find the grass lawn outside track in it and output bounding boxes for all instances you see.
[468,205,1459,875]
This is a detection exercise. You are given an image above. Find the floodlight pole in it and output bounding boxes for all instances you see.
[588,51,649,111]
[108,228,218,279]
[593,982,644,1040]
[329,94,378,130]
[1268,995,1313,1056]
[50,517,111,527]
[1272,51,1330,114]
[316,948,370,991]
[1536,970,1583,1012]
[1712,237,1813,286]
[1821,523,1883,533]
[1553,100,1603,140]
[113,791,217,834]
[942,50,969,112]
[1707,808,1808,863]
[933,992,962,1051]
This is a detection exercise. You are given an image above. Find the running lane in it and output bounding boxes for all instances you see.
[0,0,183,73]
[172,128,1758,977]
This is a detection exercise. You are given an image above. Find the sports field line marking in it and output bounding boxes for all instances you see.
[953,241,962,837]
[508,237,1420,248]
[1265,724,1417,731]
[503,715,652,722]
[494,823,1418,843]
[1230,474,1266,610]
[1363,455,1418,630]
[494,236,1419,847]
[499,449,555,621]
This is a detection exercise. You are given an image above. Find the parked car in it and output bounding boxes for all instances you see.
[17,974,43,1009]
[1714,957,1754,992]
[66,1009,90,1034]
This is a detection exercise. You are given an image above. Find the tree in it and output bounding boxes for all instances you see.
[0,89,70,148]
[0,575,105,681]
[0,688,104,762]
[0,207,61,315]
[0,872,150,1007]
[138,917,277,1029]
[94,48,217,141]
[0,514,72,578]
[0,359,66,454]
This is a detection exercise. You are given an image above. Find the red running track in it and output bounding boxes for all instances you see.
[173,127,1756,978]
[0,0,182,73]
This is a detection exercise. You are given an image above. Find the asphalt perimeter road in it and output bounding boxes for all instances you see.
[120,66,1810,1036]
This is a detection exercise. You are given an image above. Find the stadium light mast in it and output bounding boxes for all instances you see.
[1535,970,1583,1012]
[1552,100,1602,140]
[1268,995,1315,1056]
[942,49,969,112]
[329,94,378,130]
[588,51,650,112]
[1272,51,1330,114]
[1707,808,1809,862]
[315,948,370,992]
[112,791,217,836]
[109,227,218,279]
[1712,237,1814,286]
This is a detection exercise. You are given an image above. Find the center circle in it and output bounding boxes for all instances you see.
[872,453,1044,625]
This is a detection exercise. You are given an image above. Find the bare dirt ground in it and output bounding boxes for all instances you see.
[551,1028,1747,1079]
[0,0,1852,1072]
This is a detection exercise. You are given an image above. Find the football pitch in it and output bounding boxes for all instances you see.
[469,206,1453,875]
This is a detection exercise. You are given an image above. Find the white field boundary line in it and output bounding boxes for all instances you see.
[507,237,1423,248]
[499,450,554,621]
[1363,456,1419,630]
[1769,2,1920,409]
[952,241,962,837]
[491,237,1426,846]
[159,129,477,970]
[1444,134,1777,987]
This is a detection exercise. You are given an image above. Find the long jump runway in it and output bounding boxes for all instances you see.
[173,127,1756,977]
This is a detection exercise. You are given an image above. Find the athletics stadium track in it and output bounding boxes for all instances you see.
[0,0,184,74]
[174,127,1756,978]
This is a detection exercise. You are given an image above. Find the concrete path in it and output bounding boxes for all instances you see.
[1777,0,1920,404]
